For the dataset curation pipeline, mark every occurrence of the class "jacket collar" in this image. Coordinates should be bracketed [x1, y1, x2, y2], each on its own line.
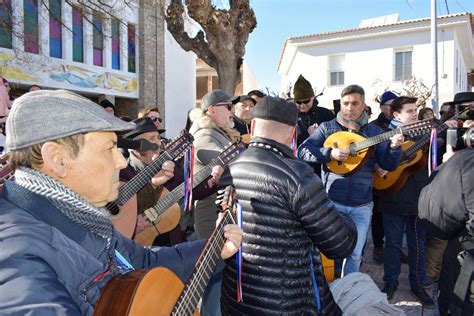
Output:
[249, 136, 294, 158]
[2, 180, 108, 258]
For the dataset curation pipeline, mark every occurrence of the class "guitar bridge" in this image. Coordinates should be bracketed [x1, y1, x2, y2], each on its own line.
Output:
[144, 209, 158, 222]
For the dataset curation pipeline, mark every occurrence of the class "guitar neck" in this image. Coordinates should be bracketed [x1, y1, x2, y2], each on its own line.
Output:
[404, 122, 449, 157]
[352, 129, 399, 152]
[117, 151, 172, 205]
[149, 158, 222, 220]
[171, 212, 234, 315]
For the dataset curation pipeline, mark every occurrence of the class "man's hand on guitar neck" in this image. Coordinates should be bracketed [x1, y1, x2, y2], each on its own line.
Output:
[220, 224, 243, 260]
[330, 148, 350, 162]
[151, 160, 175, 187]
[207, 165, 224, 187]
[389, 133, 404, 149]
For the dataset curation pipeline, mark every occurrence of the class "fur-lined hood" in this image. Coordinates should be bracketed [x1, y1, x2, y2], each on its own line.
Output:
[189, 108, 218, 133]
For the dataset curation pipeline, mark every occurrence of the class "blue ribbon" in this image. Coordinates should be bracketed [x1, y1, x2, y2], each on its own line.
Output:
[236, 202, 243, 302]
[309, 252, 321, 311]
[114, 249, 135, 274]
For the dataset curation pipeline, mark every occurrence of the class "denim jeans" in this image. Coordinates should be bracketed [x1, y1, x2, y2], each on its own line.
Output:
[334, 202, 373, 276]
[383, 213, 427, 289]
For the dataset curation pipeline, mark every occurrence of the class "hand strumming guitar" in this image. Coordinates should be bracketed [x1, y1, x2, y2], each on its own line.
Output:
[389, 133, 404, 149]
[330, 148, 350, 162]
[151, 160, 175, 187]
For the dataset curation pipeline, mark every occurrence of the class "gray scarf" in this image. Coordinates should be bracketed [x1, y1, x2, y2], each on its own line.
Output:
[14, 167, 113, 240]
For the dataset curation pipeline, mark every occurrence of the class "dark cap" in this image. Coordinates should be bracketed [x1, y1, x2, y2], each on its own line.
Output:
[380, 91, 398, 106]
[100, 99, 115, 111]
[235, 95, 256, 105]
[201, 89, 235, 112]
[452, 92, 474, 105]
[124, 117, 159, 139]
[253, 96, 298, 126]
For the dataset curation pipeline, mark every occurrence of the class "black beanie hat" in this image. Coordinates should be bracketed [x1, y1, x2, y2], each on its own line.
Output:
[293, 75, 315, 101]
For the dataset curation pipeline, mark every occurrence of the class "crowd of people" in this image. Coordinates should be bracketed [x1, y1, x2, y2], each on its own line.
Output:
[0, 75, 472, 315]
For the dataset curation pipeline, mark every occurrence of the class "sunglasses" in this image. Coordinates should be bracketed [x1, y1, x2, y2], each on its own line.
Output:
[212, 102, 234, 111]
[296, 99, 311, 105]
[150, 116, 163, 123]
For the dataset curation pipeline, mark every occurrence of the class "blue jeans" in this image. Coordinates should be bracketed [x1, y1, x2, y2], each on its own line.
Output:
[383, 213, 427, 289]
[334, 202, 373, 276]
[201, 260, 224, 316]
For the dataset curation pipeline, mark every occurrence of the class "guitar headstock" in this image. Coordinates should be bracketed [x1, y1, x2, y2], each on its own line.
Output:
[218, 142, 245, 164]
[216, 186, 237, 215]
[401, 119, 433, 137]
[164, 131, 194, 161]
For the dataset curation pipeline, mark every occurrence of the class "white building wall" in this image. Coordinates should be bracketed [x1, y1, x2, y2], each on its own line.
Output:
[242, 62, 261, 94]
[280, 24, 467, 117]
[164, 30, 196, 138]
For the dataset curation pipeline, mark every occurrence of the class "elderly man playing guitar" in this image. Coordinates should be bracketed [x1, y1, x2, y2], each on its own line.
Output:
[298, 84, 403, 277]
[0, 90, 242, 315]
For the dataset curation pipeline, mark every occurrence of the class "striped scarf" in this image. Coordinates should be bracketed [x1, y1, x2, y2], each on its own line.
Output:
[336, 111, 369, 132]
[14, 167, 113, 240]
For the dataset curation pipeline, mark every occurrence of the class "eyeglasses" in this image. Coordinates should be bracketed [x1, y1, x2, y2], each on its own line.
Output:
[150, 116, 163, 123]
[296, 99, 311, 105]
[212, 102, 234, 111]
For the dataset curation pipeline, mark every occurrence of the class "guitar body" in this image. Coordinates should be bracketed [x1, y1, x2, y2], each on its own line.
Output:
[111, 182, 138, 238]
[324, 131, 370, 175]
[134, 187, 181, 246]
[94, 267, 199, 316]
[321, 253, 335, 283]
[373, 141, 427, 192]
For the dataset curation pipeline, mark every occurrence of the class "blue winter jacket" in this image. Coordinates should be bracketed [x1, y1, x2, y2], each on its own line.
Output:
[0, 180, 205, 315]
[298, 119, 401, 206]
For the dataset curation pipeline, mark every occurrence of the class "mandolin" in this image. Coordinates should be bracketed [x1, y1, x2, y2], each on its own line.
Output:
[134, 142, 245, 246]
[110, 132, 193, 238]
[94, 186, 238, 316]
[324, 119, 432, 175]
[373, 120, 451, 192]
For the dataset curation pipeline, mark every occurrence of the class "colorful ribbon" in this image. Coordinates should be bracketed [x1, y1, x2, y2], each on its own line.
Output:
[428, 128, 438, 176]
[183, 146, 195, 211]
[236, 202, 243, 302]
[309, 252, 322, 311]
[291, 125, 298, 157]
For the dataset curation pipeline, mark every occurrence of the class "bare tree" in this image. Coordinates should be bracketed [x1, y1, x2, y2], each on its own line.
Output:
[165, 0, 256, 95]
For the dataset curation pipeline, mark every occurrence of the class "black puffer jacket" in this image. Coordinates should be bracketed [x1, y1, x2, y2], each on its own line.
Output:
[219, 137, 357, 315]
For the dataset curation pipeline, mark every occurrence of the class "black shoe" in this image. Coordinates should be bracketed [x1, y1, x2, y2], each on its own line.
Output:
[373, 246, 384, 264]
[410, 287, 435, 309]
[381, 283, 398, 301]
[400, 250, 408, 264]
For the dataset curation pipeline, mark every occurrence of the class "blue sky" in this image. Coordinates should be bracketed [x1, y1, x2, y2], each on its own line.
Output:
[244, 0, 473, 94]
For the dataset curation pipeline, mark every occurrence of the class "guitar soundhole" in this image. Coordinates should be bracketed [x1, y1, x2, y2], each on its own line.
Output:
[107, 202, 120, 215]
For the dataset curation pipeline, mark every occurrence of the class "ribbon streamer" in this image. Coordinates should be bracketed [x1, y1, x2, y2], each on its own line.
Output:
[428, 128, 438, 176]
[236, 202, 243, 302]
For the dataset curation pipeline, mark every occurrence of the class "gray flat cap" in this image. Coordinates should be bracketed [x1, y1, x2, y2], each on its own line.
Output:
[6, 90, 135, 150]
[253, 96, 298, 126]
[201, 89, 236, 112]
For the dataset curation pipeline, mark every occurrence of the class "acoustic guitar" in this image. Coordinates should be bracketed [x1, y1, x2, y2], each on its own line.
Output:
[110, 132, 193, 238]
[94, 186, 238, 316]
[373, 120, 451, 192]
[134, 142, 245, 246]
[324, 119, 432, 175]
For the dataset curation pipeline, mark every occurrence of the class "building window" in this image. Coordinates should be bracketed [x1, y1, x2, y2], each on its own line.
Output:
[328, 54, 345, 86]
[0, 0, 12, 49]
[24, 0, 39, 54]
[49, 0, 62, 58]
[93, 13, 103, 66]
[394, 50, 412, 81]
[111, 19, 120, 70]
[127, 23, 136, 73]
[72, 7, 83, 62]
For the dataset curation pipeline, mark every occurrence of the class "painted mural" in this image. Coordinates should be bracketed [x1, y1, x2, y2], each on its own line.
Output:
[0, 49, 139, 98]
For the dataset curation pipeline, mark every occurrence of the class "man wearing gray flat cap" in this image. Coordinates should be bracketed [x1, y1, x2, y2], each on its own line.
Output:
[0, 90, 242, 315]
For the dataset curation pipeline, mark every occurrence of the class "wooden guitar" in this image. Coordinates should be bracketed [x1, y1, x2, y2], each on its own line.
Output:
[94, 186, 238, 316]
[324, 119, 432, 175]
[110, 132, 193, 238]
[134, 142, 245, 246]
[373, 120, 451, 192]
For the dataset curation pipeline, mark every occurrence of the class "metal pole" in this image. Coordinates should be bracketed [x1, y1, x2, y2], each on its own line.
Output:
[431, 0, 440, 116]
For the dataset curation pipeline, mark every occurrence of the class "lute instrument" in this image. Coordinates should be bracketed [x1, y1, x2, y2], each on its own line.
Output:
[324, 119, 432, 175]
[110, 132, 193, 238]
[94, 186, 238, 315]
[134, 142, 244, 246]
